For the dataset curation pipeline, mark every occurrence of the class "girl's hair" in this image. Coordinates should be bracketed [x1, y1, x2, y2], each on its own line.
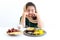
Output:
[25, 2, 37, 13]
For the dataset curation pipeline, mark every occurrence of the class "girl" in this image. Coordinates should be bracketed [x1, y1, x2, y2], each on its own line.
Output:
[20, 2, 42, 28]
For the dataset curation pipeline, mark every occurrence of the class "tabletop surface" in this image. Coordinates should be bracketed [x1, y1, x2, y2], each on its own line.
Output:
[0, 26, 47, 40]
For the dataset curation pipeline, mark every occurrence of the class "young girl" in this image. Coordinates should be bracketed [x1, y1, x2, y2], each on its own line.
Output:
[20, 2, 42, 28]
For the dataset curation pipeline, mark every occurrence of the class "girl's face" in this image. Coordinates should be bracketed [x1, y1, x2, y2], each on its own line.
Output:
[26, 6, 35, 16]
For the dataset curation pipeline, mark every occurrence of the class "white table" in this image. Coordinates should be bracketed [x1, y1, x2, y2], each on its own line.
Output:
[0, 26, 47, 40]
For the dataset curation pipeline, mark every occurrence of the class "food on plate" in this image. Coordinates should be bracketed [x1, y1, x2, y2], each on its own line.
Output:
[33, 29, 45, 35]
[7, 28, 21, 36]
[24, 27, 45, 36]
[32, 16, 37, 20]
[38, 29, 45, 35]
[7, 28, 20, 33]
[26, 27, 35, 30]
[33, 31, 40, 35]
[25, 27, 35, 35]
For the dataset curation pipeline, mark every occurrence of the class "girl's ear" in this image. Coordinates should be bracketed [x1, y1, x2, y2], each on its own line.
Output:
[35, 11, 37, 13]
[35, 9, 37, 13]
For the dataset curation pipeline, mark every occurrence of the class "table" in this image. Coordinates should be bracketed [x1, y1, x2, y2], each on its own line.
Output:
[0, 26, 47, 40]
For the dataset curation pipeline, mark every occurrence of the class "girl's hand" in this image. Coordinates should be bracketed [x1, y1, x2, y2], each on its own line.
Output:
[23, 12, 28, 17]
[31, 13, 37, 17]
[23, 5, 29, 17]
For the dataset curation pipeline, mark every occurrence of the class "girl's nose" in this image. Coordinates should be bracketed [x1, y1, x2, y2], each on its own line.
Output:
[29, 11, 32, 14]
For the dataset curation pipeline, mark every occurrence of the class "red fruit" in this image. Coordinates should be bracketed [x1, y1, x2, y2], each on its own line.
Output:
[7, 29, 11, 33]
[11, 28, 14, 30]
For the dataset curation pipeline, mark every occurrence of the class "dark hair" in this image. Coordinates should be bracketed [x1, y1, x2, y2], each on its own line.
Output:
[26, 2, 37, 13]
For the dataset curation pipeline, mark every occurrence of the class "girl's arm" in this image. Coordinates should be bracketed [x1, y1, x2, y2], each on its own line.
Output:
[20, 13, 26, 27]
[20, 12, 28, 27]
[37, 13, 43, 28]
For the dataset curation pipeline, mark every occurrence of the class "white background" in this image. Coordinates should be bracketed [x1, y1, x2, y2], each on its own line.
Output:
[0, 0, 60, 40]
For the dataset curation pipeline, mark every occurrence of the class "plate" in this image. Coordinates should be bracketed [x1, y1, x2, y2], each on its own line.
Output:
[6, 28, 21, 36]
[23, 29, 46, 37]
[7, 32, 21, 36]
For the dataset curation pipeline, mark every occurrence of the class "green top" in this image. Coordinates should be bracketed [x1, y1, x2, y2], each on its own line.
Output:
[20, 17, 38, 28]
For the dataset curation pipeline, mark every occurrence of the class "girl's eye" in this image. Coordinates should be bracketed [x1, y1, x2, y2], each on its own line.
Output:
[27, 10, 30, 12]
[32, 10, 35, 12]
